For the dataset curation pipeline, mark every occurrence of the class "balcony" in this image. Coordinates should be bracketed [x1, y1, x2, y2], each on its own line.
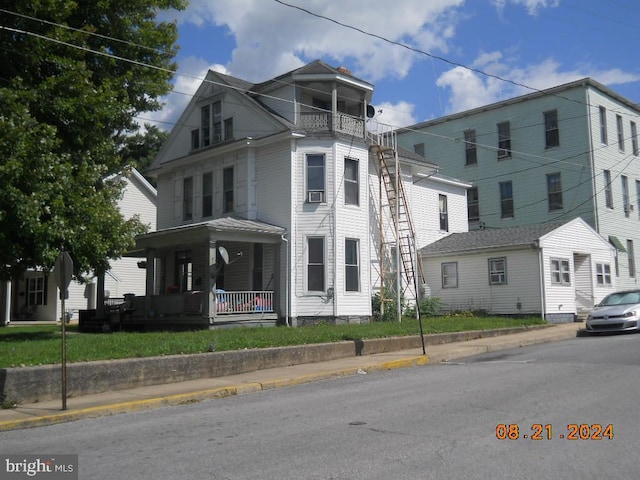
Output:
[299, 112, 365, 137]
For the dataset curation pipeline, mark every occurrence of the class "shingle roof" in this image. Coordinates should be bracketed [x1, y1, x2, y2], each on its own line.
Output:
[420, 223, 563, 256]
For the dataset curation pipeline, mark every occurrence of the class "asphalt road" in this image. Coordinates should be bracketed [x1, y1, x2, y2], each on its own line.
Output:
[1, 333, 638, 479]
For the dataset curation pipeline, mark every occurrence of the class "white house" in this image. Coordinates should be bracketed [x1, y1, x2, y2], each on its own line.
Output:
[1, 168, 157, 324]
[398, 78, 640, 292]
[420, 218, 616, 321]
[125, 60, 471, 328]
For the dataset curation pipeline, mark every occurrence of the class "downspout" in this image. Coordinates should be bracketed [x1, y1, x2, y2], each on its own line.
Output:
[281, 234, 290, 327]
[537, 241, 546, 320]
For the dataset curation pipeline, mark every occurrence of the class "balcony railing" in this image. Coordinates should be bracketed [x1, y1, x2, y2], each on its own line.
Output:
[299, 112, 364, 137]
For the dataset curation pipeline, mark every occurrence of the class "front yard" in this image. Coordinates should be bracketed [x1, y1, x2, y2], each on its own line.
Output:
[0, 316, 546, 368]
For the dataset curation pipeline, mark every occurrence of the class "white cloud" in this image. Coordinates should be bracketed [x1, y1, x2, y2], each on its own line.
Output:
[170, 0, 465, 83]
[491, 0, 560, 16]
[367, 101, 417, 132]
[436, 52, 640, 114]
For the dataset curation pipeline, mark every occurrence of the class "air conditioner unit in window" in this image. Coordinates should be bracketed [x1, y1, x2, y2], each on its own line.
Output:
[307, 191, 323, 203]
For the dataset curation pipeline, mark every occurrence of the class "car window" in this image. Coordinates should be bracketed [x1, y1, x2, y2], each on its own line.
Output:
[621, 292, 640, 304]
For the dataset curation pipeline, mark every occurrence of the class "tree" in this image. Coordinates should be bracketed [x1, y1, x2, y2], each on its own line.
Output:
[0, 0, 186, 281]
[117, 124, 170, 186]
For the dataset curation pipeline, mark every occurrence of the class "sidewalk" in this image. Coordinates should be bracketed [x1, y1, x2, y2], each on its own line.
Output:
[0, 322, 583, 432]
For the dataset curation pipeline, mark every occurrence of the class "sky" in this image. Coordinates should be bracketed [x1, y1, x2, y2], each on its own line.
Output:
[144, 0, 640, 133]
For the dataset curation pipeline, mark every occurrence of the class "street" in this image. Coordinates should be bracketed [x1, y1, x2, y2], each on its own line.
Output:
[1, 333, 639, 479]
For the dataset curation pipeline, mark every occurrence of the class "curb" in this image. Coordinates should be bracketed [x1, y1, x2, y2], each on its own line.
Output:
[0, 355, 429, 432]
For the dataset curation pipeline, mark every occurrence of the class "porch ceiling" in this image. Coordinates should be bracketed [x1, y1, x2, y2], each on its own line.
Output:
[127, 217, 286, 256]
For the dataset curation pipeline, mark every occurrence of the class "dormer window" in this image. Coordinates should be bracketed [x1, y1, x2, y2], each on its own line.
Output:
[195, 100, 232, 149]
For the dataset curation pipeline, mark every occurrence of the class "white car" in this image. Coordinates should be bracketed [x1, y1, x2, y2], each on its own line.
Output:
[586, 290, 640, 333]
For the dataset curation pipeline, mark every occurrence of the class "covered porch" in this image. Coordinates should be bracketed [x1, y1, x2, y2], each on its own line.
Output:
[102, 217, 287, 330]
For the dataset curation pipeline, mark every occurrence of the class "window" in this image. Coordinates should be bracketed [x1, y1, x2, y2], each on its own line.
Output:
[464, 129, 477, 165]
[27, 276, 47, 306]
[202, 172, 213, 218]
[252, 244, 263, 290]
[344, 157, 359, 206]
[599, 106, 608, 144]
[616, 114, 625, 151]
[223, 167, 233, 213]
[622, 175, 630, 217]
[544, 110, 559, 148]
[201, 105, 210, 147]
[308, 237, 325, 291]
[488, 257, 507, 285]
[441, 262, 458, 288]
[306, 154, 325, 203]
[345, 239, 360, 292]
[413, 143, 425, 157]
[628, 239, 635, 278]
[497, 121, 511, 158]
[212, 101, 222, 143]
[636, 180, 640, 220]
[547, 172, 563, 211]
[632, 121, 639, 156]
[604, 170, 613, 209]
[550, 258, 571, 285]
[467, 186, 479, 221]
[176, 250, 193, 293]
[224, 117, 234, 141]
[500, 181, 514, 219]
[439, 194, 449, 231]
[183, 176, 193, 220]
[596, 263, 612, 286]
[191, 129, 200, 150]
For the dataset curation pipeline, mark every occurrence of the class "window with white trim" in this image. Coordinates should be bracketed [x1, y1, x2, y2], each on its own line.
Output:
[464, 129, 477, 165]
[616, 114, 625, 151]
[344, 157, 359, 206]
[307, 237, 325, 291]
[622, 175, 630, 217]
[27, 276, 47, 306]
[183, 176, 193, 221]
[500, 181, 514, 219]
[488, 257, 507, 285]
[345, 238, 359, 292]
[547, 172, 563, 211]
[632, 121, 639, 156]
[441, 262, 458, 288]
[604, 170, 613, 209]
[596, 263, 612, 286]
[223, 167, 233, 213]
[497, 121, 511, 159]
[467, 187, 479, 221]
[544, 110, 559, 148]
[439, 194, 449, 232]
[306, 154, 325, 203]
[202, 172, 213, 218]
[599, 106, 608, 144]
[627, 239, 635, 278]
[550, 258, 571, 285]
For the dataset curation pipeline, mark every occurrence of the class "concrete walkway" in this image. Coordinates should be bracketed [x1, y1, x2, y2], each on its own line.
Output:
[0, 322, 583, 432]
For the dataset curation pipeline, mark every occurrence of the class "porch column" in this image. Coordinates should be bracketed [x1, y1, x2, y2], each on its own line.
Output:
[206, 239, 216, 324]
[144, 248, 156, 320]
[331, 81, 338, 132]
[2, 280, 11, 325]
[96, 272, 106, 319]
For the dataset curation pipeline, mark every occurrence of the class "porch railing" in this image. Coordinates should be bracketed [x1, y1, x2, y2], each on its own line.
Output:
[299, 112, 364, 137]
[215, 290, 275, 315]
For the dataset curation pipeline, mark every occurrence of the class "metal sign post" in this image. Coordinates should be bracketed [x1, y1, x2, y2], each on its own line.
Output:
[54, 251, 73, 410]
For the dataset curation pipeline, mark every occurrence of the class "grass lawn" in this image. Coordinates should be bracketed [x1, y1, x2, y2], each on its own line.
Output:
[0, 316, 546, 369]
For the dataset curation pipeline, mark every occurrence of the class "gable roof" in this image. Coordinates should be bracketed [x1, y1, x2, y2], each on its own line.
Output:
[420, 222, 563, 256]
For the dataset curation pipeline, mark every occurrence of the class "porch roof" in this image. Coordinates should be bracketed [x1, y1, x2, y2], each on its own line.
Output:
[128, 217, 286, 255]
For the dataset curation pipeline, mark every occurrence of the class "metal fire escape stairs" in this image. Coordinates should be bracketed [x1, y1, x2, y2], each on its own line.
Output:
[369, 130, 425, 316]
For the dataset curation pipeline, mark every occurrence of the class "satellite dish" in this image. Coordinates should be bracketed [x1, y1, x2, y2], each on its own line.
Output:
[218, 246, 230, 264]
[366, 104, 376, 118]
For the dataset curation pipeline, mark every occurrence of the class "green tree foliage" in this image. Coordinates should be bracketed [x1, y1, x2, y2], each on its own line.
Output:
[117, 124, 169, 186]
[0, 0, 185, 280]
